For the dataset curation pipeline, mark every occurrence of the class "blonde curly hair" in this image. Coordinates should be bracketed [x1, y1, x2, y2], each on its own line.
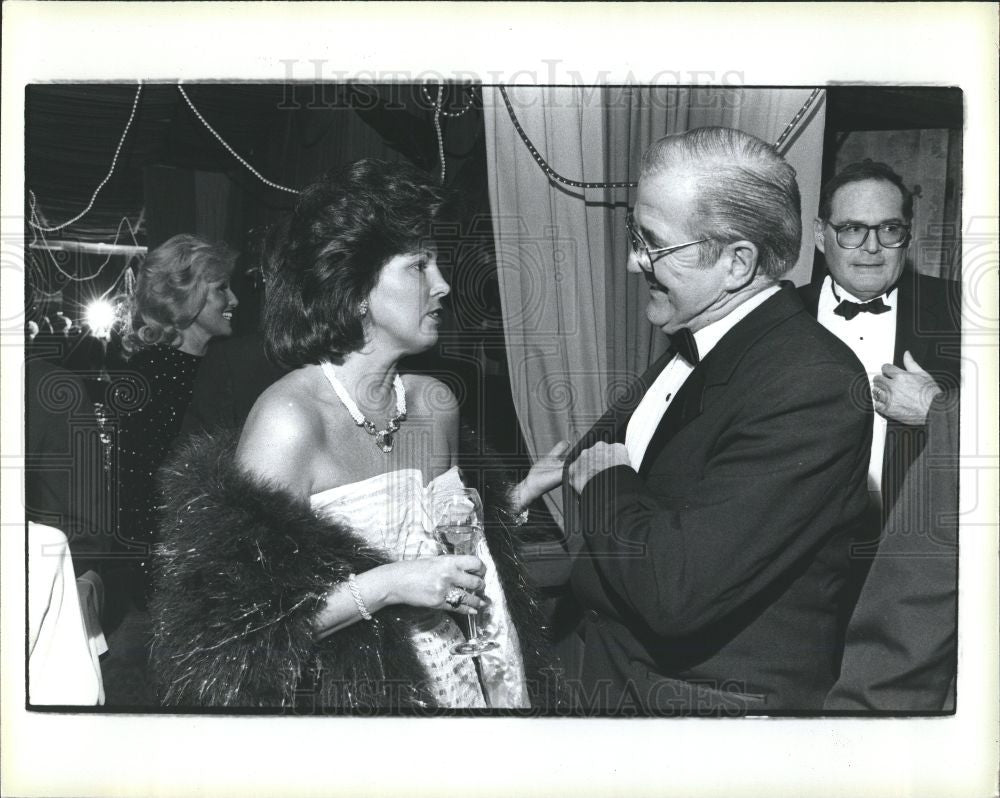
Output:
[122, 234, 237, 354]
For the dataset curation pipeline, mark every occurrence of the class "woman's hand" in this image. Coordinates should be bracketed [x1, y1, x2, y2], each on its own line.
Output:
[314, 556, 488, 640]
[510, 440, 571, 511]
[567, 441, 630, 494]
[379, 555, 488, 614]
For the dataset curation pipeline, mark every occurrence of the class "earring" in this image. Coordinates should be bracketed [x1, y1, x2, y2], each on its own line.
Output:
[359, 300, 369, 317]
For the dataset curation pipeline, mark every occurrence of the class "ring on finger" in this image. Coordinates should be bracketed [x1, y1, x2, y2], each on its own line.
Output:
[444, 587, 465, 608]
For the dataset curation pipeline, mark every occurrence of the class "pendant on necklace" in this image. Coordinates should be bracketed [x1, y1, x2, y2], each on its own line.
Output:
[319, 362, 408, 455]
[374, 416, 403, 453]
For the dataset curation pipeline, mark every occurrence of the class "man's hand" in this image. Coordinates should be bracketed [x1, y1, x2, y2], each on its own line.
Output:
[567, 441, 632, 494]
[872, 350, 943, 425]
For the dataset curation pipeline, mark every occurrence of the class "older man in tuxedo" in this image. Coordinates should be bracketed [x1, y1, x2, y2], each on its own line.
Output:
[563, 127, 873, 714]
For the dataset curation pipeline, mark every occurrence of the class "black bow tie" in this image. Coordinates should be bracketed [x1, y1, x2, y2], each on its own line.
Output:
[669, 327, 700, 365]
[833, 297, 891, 321]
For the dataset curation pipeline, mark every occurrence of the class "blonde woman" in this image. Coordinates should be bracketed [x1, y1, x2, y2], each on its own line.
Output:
[111, 235, 239, 609]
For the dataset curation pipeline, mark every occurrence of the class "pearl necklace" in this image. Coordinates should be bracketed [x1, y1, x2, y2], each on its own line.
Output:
[320, 362, 407, 454]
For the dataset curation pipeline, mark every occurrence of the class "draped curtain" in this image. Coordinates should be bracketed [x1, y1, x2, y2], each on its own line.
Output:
[483, 87, 826, 530]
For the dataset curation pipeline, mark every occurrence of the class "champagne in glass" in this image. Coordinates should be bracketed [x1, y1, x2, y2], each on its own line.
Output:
[432, 489, 498, 656]
[436, 524, 478, 555]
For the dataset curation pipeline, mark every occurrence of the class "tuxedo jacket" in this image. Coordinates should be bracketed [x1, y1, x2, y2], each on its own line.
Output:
[799, 270, 961, 521]
[180, 332, 287, 436]
[562, 284, 873, 713]
[825, 392, 958, 711]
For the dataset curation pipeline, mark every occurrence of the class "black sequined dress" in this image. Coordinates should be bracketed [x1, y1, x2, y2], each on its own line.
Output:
[111, 346, 202, 607]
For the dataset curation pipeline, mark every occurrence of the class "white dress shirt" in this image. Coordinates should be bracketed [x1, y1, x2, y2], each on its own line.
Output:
[815, 274, 897, 503]
[625, 285, 781, 470]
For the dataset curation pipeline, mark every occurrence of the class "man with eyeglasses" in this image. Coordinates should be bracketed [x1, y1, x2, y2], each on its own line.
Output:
[805, 160, 960, 523]
[560, 127, 873, 714]
[803, 160, 961, 709]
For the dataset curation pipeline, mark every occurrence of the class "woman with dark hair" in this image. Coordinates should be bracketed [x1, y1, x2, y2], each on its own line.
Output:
[151, 160, 565, 710]
[111, 235, 239, 610]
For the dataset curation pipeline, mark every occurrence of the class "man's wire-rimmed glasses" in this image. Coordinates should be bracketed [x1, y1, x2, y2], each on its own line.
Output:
[826, 221, 910, 250]
[625, 211, 710, 272]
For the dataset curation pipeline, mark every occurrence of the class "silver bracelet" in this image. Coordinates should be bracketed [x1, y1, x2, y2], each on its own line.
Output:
[347, 573, 372, 621]
[498, 506, 530, 527]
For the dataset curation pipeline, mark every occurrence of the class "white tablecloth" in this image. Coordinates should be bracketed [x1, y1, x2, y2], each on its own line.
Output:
[28, 522, 106, 705]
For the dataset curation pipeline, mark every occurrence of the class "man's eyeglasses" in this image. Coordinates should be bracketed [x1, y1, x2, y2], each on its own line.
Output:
[826, 221, 910, 250]
[625, 211, 710, 272]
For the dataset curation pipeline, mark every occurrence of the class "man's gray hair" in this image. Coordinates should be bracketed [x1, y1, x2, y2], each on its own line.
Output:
[640, 127, 802, 278]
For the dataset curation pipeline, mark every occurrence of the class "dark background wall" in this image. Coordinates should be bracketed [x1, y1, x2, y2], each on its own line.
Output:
[816, 87, 963, 282]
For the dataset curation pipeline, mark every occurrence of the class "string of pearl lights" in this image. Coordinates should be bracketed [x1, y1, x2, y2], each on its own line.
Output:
[432, 86, 446, 184]
[26, 80, 147, 296]
[772, 88, 823, 154]
[29, 190, 143, 286]
[28, 82, 145, 232]
[26, 84, 823, 288]
[420, 85, 476, 118]
[423, 84, 478, 184]
[498, 86, 637, 190]
[498, 86, 824, 190]
[176, 83, 299, 195]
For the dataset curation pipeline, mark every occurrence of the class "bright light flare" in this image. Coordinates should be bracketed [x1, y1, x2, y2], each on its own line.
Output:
[85, 299, 116, 339]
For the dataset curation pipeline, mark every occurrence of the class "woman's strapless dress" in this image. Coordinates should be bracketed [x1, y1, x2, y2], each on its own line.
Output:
[310, 467, 529, 709]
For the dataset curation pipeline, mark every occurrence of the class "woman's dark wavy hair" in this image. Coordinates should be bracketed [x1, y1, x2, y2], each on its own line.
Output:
[265, 159, 448, 369]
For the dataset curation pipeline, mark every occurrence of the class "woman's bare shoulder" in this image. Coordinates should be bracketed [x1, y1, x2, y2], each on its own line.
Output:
[403, 373, 459, 416]
[246, 370, 322, 431]
[402, 374, 459, 465]
[238, 369, 327, 481]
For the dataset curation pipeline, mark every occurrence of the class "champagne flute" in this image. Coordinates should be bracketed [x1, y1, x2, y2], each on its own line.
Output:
[431, 488, 499, 656]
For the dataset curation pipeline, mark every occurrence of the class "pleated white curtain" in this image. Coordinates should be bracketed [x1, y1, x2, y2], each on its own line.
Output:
[483, 87, 826, 530]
